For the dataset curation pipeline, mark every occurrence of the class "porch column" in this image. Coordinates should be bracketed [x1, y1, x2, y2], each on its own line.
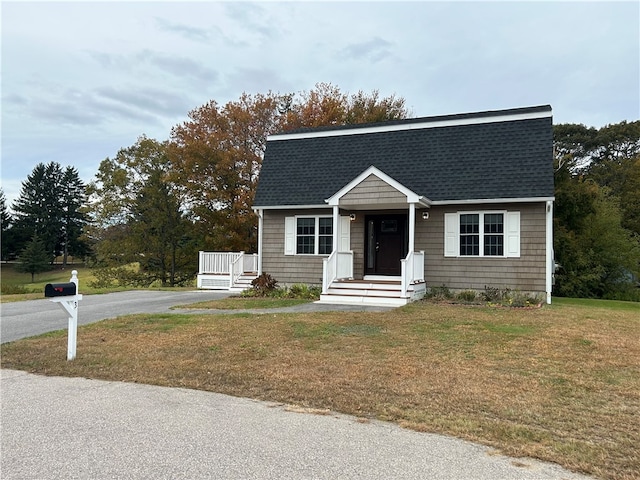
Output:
[546, 200, 553, 304]
[408, 203, 416, 252]
[257, 209, 263, 275]
[332, 205, 339, 253]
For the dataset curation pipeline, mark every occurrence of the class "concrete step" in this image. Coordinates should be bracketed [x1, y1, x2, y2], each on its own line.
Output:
[318, 294, 409, 307]
[325, 287, 403, 298]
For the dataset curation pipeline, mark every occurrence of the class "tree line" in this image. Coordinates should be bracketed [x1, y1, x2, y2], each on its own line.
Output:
[2, 83, 639, 299]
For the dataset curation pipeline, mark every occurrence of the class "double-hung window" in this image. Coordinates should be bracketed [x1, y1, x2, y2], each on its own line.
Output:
[445, 211, 519, 258]
[483, 213, 504, 256]
[286, 216, 333, 255]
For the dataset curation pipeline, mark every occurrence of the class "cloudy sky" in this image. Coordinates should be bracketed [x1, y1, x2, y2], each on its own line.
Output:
[2, 1, 639, 207]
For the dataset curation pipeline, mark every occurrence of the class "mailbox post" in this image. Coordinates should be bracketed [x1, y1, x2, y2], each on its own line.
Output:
[45, 270, 83, 360]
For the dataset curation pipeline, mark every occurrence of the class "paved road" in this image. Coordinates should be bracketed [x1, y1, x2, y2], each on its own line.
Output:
[1, 369, 592, 480]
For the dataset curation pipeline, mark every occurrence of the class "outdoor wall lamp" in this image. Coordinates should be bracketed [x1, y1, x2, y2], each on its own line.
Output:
[349, 213, 356, 221]
[422, 211, 430, 220]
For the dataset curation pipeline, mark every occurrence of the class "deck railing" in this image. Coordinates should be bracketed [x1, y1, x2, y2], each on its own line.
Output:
[400, 250, 425, 298]
[199, 251, 257, 275]
[322, 251, 354, 294]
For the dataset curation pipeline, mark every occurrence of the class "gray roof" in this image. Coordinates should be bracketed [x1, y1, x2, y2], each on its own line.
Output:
[254, 105, 554, 207]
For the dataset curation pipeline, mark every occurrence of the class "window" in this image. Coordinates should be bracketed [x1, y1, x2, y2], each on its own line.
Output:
[459, 214, 480, 256]
[445, 211, 519, 258]
[296, 218, 315, 254]
[318, 218, 333, 254]
[483, 213, 504, 256]
[286, 216, 333, 255]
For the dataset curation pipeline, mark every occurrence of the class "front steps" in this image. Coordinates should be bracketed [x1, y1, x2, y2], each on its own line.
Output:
[230, 273, 258, 292]
[319, 279, 426, 307]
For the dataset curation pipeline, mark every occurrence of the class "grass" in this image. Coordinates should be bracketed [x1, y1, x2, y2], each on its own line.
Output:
[2, 299, 639, 479]
[0, 264, 101, 301]
[0, 263, 195, 302]
[176, 296, 314, 310]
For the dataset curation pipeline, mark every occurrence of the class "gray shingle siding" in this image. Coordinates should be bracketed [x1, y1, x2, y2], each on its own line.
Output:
[254, 106, 553, 207]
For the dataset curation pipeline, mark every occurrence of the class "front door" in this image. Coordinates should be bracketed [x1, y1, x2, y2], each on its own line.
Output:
[365, 215, 407, 276]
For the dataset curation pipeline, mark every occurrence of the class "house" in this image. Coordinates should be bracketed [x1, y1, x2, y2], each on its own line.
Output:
[204, 105, 555, 306]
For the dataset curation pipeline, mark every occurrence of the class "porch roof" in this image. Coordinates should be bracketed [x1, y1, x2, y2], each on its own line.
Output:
[253, 105, 554, 208]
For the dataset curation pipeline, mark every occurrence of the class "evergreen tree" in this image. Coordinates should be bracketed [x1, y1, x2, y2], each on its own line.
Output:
[11, 162, 88, 265]
[131, 169, 190, 286]
[60, 166, 90, 265]
[0, 188, 13, 260]
[12, 162, 64, 262]
[16, 234, 51, 282]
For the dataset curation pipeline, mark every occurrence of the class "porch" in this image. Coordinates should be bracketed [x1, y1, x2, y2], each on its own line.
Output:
[196, 251, 258, 292]
[319, 250, 426, 306]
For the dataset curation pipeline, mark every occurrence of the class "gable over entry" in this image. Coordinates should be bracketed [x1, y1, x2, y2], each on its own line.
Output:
[325, 165, 431, 256]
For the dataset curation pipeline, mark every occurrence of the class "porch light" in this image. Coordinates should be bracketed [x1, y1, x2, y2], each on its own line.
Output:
[349, 213, 356, 221]
[422, 211, 429, 220]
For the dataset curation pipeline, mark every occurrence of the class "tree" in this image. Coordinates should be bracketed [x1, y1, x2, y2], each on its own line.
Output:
[169, 92, 284, 252]
[60, 167, 90, 266]
[553, 122, 640, 300]
[1, 188, 13, 260]
[88, 136, 196, 284]
[11, 162, 88, 265]
[280, 82, 409, 129]
[169, 84, 410, 252]
[585, 121, 640, 237]
[11, 162, 65, 262]
[131, 169, 192, 286]
[16, 234, 51, 282]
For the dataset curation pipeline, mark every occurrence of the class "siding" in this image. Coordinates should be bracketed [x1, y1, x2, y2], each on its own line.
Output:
[262, 203, 548, 293]
[261, 209, 332, 285]
[341, 175, 406, 205]
[418, 203, 547, 293]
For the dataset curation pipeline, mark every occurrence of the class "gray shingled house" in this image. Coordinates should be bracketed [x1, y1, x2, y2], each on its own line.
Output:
[232, 105, 555, 306]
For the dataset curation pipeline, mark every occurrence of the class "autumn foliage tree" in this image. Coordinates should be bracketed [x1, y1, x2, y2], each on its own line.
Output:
[169, 92, 283, 252]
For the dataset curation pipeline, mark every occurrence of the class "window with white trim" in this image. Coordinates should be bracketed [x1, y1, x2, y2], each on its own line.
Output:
[445, 211, 520, 258]
[285, 216, 333, 255]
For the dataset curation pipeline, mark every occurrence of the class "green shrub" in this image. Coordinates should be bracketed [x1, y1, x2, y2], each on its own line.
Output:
[287, 284, 321, 299]
[456, 290, 477, 302]
[481, 286, 511, 302]
[0, 283, 30, 295]
[426, 284, 453, 300]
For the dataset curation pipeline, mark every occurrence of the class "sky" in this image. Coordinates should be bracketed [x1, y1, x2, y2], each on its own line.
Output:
[2, 1, 639, 208]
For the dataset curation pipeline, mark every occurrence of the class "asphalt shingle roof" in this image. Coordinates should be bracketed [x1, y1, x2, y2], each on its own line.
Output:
[254, 105, 554, 207]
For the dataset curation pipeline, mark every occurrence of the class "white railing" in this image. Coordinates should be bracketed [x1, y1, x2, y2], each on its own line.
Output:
[322, 251, 354, 294]
[400, 250, 425, 298]
[199, 251, 259, 289]
[199, 251, 242, 274]
[243, 253, 258, 273]
[230, 254, 244, 289]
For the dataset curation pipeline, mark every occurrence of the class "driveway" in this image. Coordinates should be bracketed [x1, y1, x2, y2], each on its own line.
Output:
[0, 369, 592, 480]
